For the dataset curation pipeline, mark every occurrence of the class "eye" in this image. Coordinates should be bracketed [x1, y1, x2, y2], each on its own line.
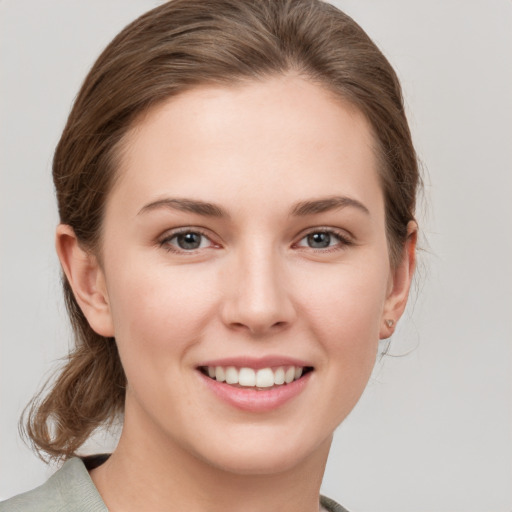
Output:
[160, 230, 215, 252]
[303, 232, 335, 249]
[295, 229, 351, 250]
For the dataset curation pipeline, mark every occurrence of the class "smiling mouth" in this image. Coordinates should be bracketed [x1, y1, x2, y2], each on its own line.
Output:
[198, 365, 313, 389]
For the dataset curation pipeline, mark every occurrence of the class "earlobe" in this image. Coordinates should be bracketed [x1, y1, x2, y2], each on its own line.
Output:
[55, 224, 115, 337]
[380, 221, 417, 339]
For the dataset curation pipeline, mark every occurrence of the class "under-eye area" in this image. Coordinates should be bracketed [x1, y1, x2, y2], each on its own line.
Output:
[198, 365, 314, 389]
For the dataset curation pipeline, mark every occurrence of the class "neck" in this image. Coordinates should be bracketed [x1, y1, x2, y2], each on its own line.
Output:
[90, 408, 331, 512]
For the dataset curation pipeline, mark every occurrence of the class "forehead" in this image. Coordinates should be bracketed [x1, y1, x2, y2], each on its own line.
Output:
[110, 75, 383, 218]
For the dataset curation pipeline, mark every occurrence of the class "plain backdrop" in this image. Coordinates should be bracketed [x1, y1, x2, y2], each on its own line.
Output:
[1, 1, 511, 511]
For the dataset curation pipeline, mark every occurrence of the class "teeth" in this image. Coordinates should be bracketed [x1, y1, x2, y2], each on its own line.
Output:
[284, 366, 295, 384]
[225, 366, 238, 385]
[238, 368, 256, 386]
[274, 367, 285, 385]
[215, 366, 226, 382]
[256, 368, 274, 388]
[204, 365, 307, 388]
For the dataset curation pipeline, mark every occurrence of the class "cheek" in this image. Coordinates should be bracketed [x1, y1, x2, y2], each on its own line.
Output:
[298, 260, 388, 336]
[105, 260, 219, 362]
[296, 260, 388, 382]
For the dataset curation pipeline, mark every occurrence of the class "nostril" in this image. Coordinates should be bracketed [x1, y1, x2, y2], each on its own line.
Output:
[227, 320, 289, 335]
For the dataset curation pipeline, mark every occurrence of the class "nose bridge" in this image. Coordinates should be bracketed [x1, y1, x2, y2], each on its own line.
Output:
[222, 238, 294, 334]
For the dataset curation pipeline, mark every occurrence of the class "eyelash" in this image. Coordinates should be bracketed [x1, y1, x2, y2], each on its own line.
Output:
[158, 227, 353, 254]
[158, 227, 217, 254]
[294, 228, 354, 253]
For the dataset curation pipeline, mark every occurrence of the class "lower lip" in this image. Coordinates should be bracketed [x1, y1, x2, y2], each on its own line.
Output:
[198, 371, 312, 412]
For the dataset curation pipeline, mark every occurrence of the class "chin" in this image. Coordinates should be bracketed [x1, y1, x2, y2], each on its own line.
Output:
[187, 425, 333, 476]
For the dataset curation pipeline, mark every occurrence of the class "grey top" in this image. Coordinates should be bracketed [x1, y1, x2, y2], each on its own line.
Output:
[0, 457, 349, 512]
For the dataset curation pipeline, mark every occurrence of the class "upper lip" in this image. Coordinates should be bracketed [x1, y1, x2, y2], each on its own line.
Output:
[197, 356, 313, 370]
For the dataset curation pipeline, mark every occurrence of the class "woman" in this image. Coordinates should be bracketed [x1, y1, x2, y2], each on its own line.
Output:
[1, 1, 419, 510]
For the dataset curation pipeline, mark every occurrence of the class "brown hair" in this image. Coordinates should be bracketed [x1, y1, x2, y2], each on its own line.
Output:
[24, 0, 420, 461]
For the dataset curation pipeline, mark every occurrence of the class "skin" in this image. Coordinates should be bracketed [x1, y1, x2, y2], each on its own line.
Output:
[57, 75, 416, 512]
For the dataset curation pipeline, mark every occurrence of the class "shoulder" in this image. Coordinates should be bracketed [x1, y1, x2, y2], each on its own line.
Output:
[1, 460, 347, 512]
[0, 457, 108, 512]
[320, 494, 352, 512]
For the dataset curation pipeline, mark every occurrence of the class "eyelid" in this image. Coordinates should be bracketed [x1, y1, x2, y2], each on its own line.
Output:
[157, 226, 221, 253]
[156, 225, 354, 253]
[292, 226, 355, 250]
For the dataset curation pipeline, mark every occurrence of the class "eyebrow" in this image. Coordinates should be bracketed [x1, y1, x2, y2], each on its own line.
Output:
[138, 195, 370, 219]
[291, 196, 370, 216]
[138, 198, 228, 218]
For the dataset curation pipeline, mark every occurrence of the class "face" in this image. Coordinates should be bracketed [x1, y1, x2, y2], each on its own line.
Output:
[83, 76, 410, 474]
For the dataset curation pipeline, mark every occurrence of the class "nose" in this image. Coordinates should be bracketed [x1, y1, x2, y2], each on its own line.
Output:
[220, 244, 296, 336]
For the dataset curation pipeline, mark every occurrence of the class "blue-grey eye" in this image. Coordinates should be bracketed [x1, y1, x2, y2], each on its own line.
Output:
[296, 230, 347, 250]
[173, 232, 205, 250]
[306, 232, 332, 248]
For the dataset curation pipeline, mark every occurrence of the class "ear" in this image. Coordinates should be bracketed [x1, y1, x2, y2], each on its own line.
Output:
[380, 221, 417, 339]
[55, 224, 115, 337]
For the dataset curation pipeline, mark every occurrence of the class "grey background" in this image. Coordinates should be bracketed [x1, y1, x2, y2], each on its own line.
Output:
[1, 1, 511, 510]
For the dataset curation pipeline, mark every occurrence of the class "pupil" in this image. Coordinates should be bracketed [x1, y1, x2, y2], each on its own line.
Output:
[308, 232, 330, 248]
[177, 232, 201, 250]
